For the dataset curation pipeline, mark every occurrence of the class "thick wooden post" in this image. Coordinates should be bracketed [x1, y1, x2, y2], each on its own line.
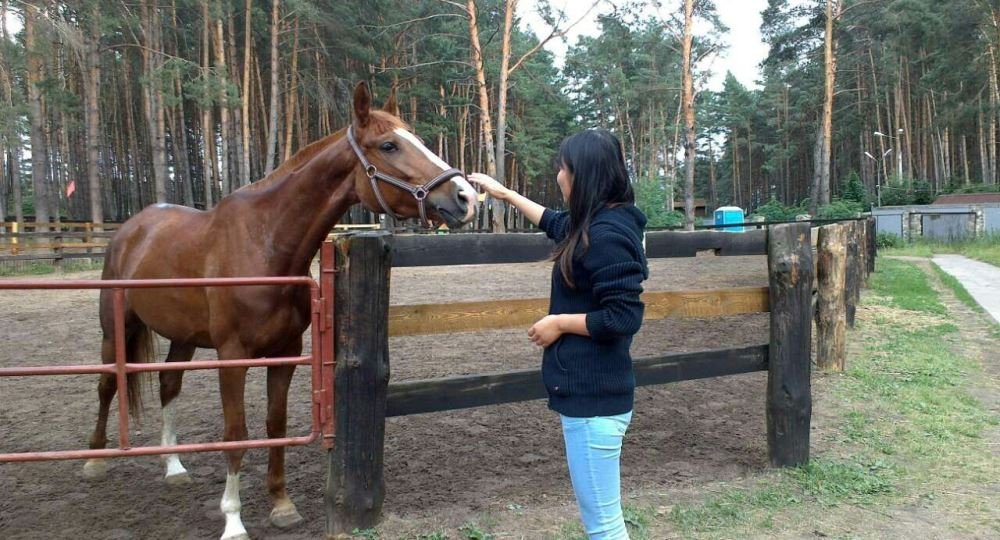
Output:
[816, 224, 847, 371]
[844, 221, 860, 328]
[326, 232, 392, 538]
[767, 223, 813, 467]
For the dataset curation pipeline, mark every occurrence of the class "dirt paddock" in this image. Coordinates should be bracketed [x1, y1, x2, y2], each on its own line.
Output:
[0, 254, 770, 539]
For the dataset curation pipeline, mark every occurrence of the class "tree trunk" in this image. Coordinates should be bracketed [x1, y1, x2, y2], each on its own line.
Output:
[812, 0, 840, 214]
[283, 18, 301, 163]
[214, 17, 231, 195]
[142, 0, 169, 204]
[681, 0, 696, 230]
[201, 1, 215, 208]
[226, 14, 245, 192]
[264, 0, 280, 176]
[493, 0, 516, 233]
[241, 0, 253, 186]
[466, 0, 500, 231]
[83, 15, 104, 225]
[25, 6, 51, 228]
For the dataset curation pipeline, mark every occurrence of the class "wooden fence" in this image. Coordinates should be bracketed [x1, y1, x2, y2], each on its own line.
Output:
[324, 222, 875, 535]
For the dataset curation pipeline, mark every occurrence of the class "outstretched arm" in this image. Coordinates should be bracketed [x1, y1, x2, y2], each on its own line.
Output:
[468, 173, 546, 226]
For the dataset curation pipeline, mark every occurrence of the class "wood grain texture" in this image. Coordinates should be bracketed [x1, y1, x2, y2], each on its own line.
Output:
[388, 287, 770, 336]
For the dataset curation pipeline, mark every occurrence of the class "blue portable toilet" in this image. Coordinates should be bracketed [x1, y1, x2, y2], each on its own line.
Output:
[714, 206, 745, 232]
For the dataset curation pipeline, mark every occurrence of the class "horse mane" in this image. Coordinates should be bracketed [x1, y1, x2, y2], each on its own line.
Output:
[236, 112, 410, 194]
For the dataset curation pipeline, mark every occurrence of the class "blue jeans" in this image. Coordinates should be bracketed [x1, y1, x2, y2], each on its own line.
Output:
[560, 411, 633, 540]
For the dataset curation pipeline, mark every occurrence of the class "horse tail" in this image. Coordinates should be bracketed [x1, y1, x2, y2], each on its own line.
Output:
[125, 322, 157, 420]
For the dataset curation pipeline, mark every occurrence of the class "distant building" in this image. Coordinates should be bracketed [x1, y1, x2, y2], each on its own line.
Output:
[932, 193, 1000, 205]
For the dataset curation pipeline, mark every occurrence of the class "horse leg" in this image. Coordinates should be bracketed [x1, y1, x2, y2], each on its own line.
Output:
[265, 341, 302, 528]
[217, 345, 251, 540]
[160, 341, 196, 485]
[83, 337, 117, 479]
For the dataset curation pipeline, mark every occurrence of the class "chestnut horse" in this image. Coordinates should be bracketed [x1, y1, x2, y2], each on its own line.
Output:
[83, 82, 476, 540]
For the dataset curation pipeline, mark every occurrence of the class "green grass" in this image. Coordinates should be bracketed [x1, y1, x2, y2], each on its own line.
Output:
[666, 258, 999, 538]
[866, 258, 947, 314]
[0, 259, 103, 277]
[883, 235, 1000, 267]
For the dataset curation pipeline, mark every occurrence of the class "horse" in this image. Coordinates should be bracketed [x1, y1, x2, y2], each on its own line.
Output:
[82, 81, 477, 540]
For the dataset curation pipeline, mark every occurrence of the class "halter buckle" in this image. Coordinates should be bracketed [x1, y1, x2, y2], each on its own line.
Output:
[413, 187, 428, 201]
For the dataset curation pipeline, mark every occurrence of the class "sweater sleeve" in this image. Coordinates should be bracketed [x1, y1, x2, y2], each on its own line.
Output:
[583, 225, 648, 342]
[538, 208, 570, 242]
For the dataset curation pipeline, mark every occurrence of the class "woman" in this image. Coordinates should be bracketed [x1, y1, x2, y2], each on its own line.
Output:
[469, 129, 648, 540]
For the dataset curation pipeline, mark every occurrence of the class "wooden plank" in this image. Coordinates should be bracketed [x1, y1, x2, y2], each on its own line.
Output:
[0, 231, 115, 239]
[0, 242, 108, 252]
[767, 223, 813, 467]
[645, 229, 768, 258]
[390, 232, 553, 267]
[389, 229, 768, 267]
[386, 345, 769, 417]
[0, 252, 105, 262]
[387, 287, 770, 336]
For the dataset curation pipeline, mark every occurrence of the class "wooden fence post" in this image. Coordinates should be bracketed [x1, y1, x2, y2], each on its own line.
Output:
[326, 232, 392, 538]
[844, 221, 860, 328]
[53, 234, 63, 270]
[816, 224, 847, 371]
[867, 217, 876, 276]
[767, 223, 814, 467]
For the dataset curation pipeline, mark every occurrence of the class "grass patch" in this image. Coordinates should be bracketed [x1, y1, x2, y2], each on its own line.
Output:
[867, 258, 947, 315]
[667, 258, 999, 538]
[882, 235, 1000, 267]
[0, 259, 103, 277]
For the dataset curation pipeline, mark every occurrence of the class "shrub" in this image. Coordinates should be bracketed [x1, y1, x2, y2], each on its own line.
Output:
[876, 232, 903, 249]
[816, 198, 864, 219]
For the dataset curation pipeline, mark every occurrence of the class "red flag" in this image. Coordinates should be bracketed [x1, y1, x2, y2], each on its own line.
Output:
[65, 180, 76, 198]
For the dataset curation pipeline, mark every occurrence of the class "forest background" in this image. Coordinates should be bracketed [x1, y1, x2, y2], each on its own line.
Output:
[2, 0, 999, 231]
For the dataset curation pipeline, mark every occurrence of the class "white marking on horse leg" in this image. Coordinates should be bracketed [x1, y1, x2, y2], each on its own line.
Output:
[161, 401, 191, 484]
[220, 473, 249, 540]
[82, 458, 108, 479]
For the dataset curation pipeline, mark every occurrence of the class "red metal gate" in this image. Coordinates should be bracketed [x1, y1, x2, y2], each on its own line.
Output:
[0, 243, 336, 462]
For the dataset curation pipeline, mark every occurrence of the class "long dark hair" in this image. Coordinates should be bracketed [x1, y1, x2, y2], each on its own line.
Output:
[553, 129, 634, 288]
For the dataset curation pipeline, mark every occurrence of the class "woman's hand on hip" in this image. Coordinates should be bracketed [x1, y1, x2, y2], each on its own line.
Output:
[529, 315, 564, 348]
[468, 173, 511, 201]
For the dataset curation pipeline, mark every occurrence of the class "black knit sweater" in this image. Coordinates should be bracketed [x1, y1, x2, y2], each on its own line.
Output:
[538, 205, 649, 417]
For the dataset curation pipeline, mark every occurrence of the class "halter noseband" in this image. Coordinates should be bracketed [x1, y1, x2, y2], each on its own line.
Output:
[347, 125, 466, 228]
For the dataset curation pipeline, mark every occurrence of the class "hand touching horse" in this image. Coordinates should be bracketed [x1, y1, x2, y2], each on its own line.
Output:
[83, 82, 477, 540]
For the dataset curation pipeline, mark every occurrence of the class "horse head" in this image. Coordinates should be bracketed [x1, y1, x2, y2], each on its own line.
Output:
[348, 81, 477, 229]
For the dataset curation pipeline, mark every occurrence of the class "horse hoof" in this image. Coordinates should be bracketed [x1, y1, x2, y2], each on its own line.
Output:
[82, 459, 108, 479]
[269, 505, 303, 529]
[164, 471, 192, 486]
[221, 534, 250, 540]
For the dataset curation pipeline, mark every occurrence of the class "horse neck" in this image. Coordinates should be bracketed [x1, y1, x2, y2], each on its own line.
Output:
[246, 131, 359, 275]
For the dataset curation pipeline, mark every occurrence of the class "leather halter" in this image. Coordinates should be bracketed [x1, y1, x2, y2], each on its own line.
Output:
[347, 125, 465, 228]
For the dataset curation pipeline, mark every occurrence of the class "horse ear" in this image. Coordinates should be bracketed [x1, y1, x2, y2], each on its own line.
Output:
[382, 86, 399, 117]
[353, 81, 372, 128]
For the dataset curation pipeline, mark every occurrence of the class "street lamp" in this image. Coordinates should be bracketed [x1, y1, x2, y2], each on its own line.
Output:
[864, 148, 892, 207]
[874, 128, 904, 181]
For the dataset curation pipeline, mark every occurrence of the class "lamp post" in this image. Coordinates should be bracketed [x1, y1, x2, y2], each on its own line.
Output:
[864, 148, 891, 208]
[874, 128, 904, 181]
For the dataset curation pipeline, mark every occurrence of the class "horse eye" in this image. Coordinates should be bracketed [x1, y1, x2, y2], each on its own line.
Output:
[380, 141, 398, 153]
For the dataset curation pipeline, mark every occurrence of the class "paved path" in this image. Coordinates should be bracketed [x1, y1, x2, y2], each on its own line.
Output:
[933, 255, 1000, 324]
